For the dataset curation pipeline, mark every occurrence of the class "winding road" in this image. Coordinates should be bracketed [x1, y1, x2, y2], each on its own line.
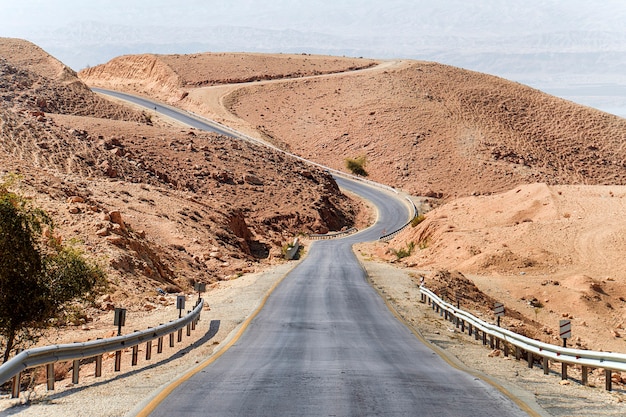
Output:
[94, 89, 531, 416]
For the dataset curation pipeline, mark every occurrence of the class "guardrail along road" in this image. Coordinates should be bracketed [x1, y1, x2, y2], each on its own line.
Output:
[93, 90, 533, 417]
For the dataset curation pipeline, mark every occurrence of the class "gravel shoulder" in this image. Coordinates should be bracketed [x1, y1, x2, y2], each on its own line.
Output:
[359, 255, 626, 417]
[2, 250, 626, 417]
[0, 262, 298, 417]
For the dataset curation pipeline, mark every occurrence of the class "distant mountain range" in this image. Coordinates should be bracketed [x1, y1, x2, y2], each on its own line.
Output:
[20, 6, 626, 117]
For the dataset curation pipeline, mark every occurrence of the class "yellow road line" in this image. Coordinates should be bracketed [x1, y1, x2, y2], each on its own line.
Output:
[134, 267, 294, 417]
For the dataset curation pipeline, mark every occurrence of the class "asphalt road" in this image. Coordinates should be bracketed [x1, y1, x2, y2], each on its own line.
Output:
[94, 89, 529, 416]
[92, 88, 235, 137]
[146, 180, 528, 417]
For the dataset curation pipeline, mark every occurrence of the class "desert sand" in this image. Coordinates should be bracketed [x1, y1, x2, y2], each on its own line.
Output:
[1, 38, 626, 415]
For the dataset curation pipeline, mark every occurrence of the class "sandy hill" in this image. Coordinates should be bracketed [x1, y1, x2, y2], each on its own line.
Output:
[80, 52, 378, 103]
[79, 52, 626, 354]
[370, 182, 626, 352]
[224, 60, 626, 198]
[0, 39, 362, 318]
[82, 56, 626, 199]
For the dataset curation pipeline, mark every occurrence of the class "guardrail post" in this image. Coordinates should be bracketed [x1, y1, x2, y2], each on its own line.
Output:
[482, 331, 487, 345]
[605, 369, 612, 391]
[132, 345, 139, 366]
[178, 328, 183, 342]
[561, 362, 567, 380]
[503, 343, 509, 357]
[489, 335, 495, 349]
[11, 372, 21, 398]
[515, 346, 521, 360]
[95, 355, 102, 377]
[187, 322, 191, 336]
[527, 351, 533, 368]
[468, 323, 472, 336]
[543, 357, 549, 375]
[158, 335, 164, 353]
[115, 350, 122, 372]
[46, 363, 55, 390]
[72, 359, 80, 384]
[474, 328, 480, 341]
[146, 341, 152, 360]
[582, 366, 588, 385]
[191, 319, 196, 331]
[169, 332, 175, 347]
[495, 337, 500, 350]
[460, 320, 465, 332]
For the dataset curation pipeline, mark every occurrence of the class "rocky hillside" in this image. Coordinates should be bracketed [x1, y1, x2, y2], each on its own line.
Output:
[225, 60, 626, 198]
[81, 54, 626, 199]
[0, 39, 362, 313]
[79, 52, 378, 103]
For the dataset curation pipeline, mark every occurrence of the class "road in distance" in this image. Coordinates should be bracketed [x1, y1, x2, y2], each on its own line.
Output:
[95, 89, 531, 416]
[145, 182, 529, 416]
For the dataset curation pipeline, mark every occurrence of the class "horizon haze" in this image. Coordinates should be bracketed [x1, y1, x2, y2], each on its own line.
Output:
[1, 0, 625, 116]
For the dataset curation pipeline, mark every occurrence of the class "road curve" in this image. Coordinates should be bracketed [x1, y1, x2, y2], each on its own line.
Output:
[94, 89, 530, 416]
[92, 88, 236, 137]
[143, 180, 530, 417]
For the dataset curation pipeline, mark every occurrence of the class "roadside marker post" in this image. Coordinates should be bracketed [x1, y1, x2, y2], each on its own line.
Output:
[194, 282, 206, 305]
[559, 319, 572, 380]
[559, 319, 572, 346]
[114, 308, 127, 336]
[494, 302, 505, 327]
[177, 295, 186, 319]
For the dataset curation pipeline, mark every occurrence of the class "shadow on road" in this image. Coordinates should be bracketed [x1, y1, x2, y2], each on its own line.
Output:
[2, 320, 221, 415]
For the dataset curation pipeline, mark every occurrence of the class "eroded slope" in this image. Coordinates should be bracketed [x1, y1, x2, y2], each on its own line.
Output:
[1, 39, 362, 317]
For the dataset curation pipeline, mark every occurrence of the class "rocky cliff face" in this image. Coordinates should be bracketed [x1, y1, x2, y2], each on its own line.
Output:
[0, 39, 363, 310]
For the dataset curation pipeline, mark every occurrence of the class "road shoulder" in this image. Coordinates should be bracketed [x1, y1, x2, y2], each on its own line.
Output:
[357, 253, 626, 417]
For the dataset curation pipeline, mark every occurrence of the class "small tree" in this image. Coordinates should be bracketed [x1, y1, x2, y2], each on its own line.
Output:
[0, 177, 105, 363]
[345, 155, 368, 177]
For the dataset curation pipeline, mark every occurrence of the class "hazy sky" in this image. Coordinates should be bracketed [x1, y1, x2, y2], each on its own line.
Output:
[3, 0, 626, 39]
[2, 1, 626, 115]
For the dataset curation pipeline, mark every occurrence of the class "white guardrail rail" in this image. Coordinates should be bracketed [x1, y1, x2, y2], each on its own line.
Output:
[0, 299, 204, 398]
[420, 287, 626, 390]
[379, 196, 418, 242]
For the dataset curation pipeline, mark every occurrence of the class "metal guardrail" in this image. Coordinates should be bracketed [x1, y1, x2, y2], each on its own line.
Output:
[309, 227, 358, 240]
[0, 299, 204, 397]
[379, 196, 419, 241]
[420, 287, 626, 390]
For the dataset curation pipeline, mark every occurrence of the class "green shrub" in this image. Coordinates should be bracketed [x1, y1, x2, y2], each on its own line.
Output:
[345, 155, 368, 177]
[0, 177, 106, 362]
[392, 241, 415, 259]
[410, 214, 425, 227]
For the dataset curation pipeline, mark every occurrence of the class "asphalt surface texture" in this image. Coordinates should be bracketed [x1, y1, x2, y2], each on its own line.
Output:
[94, 90, 530, 416]
[145, 181, 529, 417]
